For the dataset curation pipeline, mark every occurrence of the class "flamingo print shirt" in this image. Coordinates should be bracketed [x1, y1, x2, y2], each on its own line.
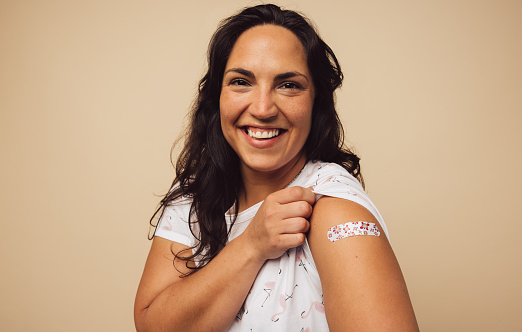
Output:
[155, 160, 389, 331]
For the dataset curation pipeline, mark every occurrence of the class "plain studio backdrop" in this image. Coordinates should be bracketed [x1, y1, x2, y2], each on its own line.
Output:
[1, 0, 520, 331]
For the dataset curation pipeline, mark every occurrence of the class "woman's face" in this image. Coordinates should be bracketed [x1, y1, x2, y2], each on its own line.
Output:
[220, 24, 315, 175]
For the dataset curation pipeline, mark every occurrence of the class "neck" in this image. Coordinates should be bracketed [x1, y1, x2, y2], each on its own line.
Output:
[238, 153, 307, 212]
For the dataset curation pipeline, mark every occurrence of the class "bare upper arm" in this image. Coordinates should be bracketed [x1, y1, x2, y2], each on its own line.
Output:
[308, 197, 418, 332]
[134, 237, 196, 318]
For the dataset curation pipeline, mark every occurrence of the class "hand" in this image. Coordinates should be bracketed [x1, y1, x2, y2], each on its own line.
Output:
[243, 186, 316, 262]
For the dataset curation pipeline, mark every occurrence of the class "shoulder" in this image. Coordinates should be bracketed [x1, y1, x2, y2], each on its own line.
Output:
[307, 196, 418, 330]
[298, 160, 363, 194]
[307, 196, 392, 285]
[307, 191, 389, 279]
[302, 160, 389, 239]
[309, 196, 385, 249]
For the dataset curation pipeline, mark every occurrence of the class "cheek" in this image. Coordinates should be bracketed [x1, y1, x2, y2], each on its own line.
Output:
[219, 96, 238, 146]
[219, 92, 240, 123]
[303, 114, 312, 139]
[299, 105, 313, 142]
[219, 111, 232, 143]
[218, 93, 225, 120]
[292, 100, 313, 131]
[219, 96, 231, 127]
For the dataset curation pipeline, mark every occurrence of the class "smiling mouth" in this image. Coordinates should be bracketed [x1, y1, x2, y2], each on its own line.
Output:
[243, 127, 284, 139]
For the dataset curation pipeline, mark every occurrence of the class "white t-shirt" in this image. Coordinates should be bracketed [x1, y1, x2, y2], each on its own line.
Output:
[155, 160, 389, 331]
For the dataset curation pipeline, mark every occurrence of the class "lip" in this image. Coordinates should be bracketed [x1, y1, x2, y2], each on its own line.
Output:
[240, 126, 286, 148]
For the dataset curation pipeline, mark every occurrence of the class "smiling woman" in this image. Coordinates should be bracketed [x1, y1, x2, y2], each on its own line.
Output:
[135, 4, 419, 332]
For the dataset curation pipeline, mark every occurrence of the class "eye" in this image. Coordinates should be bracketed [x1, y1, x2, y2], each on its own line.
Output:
[230, 78, 250, 86]
[280, 82, 302, 90]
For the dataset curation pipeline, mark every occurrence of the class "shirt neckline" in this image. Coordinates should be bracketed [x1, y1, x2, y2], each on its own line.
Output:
[225, 161, 316, 224]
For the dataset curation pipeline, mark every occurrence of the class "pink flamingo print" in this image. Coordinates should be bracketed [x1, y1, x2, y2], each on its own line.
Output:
[295, 246, 304, 262]
[301, 301, 325, 318]
[295, 247, 309, 272]
[304, 163, 322, 178]
[160, 215, 173, 231]
[271, 284, 298, 322]
[271, 294, 287, 322]
[261, 281, 275, 307]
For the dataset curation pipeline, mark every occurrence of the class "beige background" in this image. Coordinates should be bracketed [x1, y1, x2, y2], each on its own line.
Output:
[1, 0, 520, 331]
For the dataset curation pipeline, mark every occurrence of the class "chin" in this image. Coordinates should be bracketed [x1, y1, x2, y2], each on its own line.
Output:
[244, 162, 283, 173]
[241, 153, 305, 174]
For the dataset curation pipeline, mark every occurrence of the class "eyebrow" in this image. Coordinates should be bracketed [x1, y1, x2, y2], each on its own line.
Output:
[225, 68, 254, 78]
[275, 71, 308, 82]
[224, 68, 310, 82]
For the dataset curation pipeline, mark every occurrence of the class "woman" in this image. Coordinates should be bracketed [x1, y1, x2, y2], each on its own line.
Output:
[135, 4, 419, 331]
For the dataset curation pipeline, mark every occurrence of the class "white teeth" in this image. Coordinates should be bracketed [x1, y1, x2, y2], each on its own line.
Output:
[247, 128, 280, 139]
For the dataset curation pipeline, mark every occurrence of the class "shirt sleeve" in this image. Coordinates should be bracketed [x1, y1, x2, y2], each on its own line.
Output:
[310, 163, 390, 240]
[154, 200, 196, 248]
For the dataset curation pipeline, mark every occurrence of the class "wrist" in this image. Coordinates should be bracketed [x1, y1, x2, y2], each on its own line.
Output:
[233, 232, 266, 266]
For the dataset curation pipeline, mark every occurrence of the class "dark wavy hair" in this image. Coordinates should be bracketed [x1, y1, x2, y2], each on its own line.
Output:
[150, 4, 363, 276]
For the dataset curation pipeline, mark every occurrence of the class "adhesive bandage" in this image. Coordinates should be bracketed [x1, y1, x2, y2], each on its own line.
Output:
[327, 221, 380, 242]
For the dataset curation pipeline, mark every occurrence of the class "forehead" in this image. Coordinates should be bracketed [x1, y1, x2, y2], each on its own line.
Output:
[226, 24, 308, 72]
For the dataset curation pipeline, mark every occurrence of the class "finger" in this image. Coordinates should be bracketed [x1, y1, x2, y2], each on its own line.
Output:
[302, 186, 317, 205]
[271, 186, 316, 205]
[278, 200, 313, 219]
[306, 186, 318, 204]
[279, 232, 307, 249]
[269, 216, 309, 235]
[279, 217, 310, 234]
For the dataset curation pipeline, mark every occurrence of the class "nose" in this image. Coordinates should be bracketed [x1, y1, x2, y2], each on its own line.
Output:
[250, 85, 278, 120]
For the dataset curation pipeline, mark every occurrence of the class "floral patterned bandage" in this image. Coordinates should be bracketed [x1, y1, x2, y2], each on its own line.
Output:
[327, 221, 380, 242]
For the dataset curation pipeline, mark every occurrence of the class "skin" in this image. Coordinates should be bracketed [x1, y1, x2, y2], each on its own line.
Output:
[134, 24, 419, 331]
